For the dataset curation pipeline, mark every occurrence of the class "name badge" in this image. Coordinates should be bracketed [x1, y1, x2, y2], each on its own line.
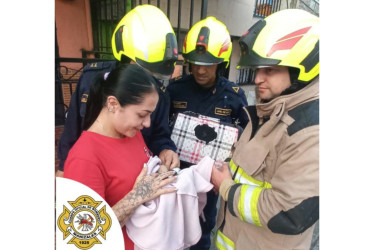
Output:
[173, 101, 187, 109]
[215, 107, 232, 116]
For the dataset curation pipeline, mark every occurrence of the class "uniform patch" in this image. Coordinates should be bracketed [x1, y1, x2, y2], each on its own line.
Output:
[215, 107, 232, 116]
[90, 63, 98, 68]
[232, 87, 239, 93]
[81, 94, 89, 103]
[173, 101, 187, 109]
[160, 86, 166, 93]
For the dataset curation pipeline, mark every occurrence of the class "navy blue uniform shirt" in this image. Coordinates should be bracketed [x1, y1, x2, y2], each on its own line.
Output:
[167, 74, 249, 129]
[167, 74, 249, 250]
[57, 61, 176, 171]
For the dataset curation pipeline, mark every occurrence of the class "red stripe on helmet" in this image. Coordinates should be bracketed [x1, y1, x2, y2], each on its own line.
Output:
[266, 26, 311, 57]
[218, 36, 230, 57]
[277, 27, 311, 42]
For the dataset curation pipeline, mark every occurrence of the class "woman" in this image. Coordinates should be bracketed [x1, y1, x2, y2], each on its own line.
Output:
[64, 64, 177, 250]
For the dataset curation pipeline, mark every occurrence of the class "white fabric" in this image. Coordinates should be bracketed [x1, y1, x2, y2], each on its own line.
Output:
[126, 156, 214, 250]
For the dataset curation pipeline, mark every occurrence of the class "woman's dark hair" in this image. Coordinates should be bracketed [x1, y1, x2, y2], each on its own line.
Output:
[83, 64, 158, 130]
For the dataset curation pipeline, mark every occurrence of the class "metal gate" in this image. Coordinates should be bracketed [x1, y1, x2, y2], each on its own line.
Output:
[55, 0, 209, 125]
[89, 0, 208, 58]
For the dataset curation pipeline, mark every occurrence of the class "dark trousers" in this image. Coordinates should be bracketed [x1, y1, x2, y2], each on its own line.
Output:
[190, 190, 219, 250]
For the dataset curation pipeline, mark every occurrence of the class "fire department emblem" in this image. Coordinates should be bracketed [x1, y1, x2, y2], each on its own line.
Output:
[57, 195, 112, 249]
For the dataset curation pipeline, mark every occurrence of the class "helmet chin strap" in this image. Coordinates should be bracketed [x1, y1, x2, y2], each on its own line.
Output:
[280, 82, 306, 96]
[279, 67, 308, 97]
[216, 62, 227, 77]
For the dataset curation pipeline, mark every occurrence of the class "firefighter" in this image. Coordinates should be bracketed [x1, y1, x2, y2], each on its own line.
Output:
[167, 17, 249, 128]
[211, 9, 319, 249]
[167, 17, 250, 250]
[57, 5, 180, 177]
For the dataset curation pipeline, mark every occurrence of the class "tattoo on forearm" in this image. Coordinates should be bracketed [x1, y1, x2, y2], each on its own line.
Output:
[113, 190, 143, 227]
[112, 173, 171, 228]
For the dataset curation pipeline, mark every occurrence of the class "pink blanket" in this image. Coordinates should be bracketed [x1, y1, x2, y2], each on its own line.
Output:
[126, 156, 214, 250]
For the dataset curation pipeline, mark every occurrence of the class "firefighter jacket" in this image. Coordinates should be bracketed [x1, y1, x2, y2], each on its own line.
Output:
[167, 74, 249, 129]
[215, 78, 319, 250]
[57, 61, 176, 171]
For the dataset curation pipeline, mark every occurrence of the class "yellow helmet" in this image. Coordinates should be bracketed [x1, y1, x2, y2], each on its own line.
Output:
[182, 16, 232, 68]
[237, 9, 319, 83]
[112, 5, 178, 78]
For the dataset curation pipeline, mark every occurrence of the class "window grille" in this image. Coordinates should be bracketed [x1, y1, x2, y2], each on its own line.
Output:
[299, 0, 319, 16]
[90, 0, 131, 59]
[236, 68, 256, 85]
[89, 0, 208, 59]
[253, 0, 282, 18]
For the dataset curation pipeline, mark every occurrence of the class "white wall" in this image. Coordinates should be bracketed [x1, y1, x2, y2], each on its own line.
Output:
[206, 0, 259, 36]
[228, 39, 241, 83]
[157, 0, 260, 35]
[241, 84, 257, 105]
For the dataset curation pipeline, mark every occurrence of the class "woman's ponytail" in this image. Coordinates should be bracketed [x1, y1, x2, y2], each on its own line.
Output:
[83, 72, 106, 130]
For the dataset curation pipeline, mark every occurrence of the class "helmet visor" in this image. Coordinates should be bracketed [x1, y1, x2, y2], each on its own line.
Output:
[183, 50, 223, 65]
[135, 32, 178, 80]
[136, 58, 176, 80]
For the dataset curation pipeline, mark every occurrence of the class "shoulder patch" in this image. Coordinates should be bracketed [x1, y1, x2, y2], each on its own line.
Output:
[81, 94, 89, 103]
[167, 75, 184, 86]
[287, 99, 319, 136]
[221, 79, 244, 95]
[83, 61, 117, 72]
[160, 86, 166, 93]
